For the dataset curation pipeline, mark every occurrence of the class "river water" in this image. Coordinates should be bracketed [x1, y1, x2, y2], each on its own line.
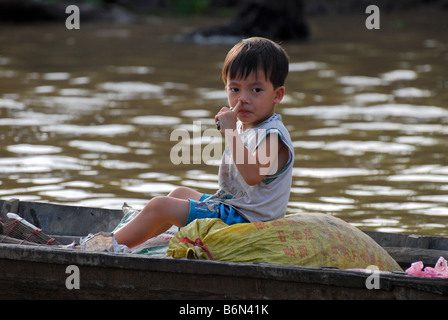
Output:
[0, 12, 447, 236]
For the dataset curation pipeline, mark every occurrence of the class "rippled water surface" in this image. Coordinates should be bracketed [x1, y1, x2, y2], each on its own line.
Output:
[1, 12, 447, 236]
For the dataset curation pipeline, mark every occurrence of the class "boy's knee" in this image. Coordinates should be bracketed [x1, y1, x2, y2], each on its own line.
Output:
[168, 187, 186, 198]
[168, 186, 196, 199]
[145, 196, 166, 215]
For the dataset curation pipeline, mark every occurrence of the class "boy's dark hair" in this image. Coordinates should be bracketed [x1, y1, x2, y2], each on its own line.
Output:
[222, 37, 289, 89]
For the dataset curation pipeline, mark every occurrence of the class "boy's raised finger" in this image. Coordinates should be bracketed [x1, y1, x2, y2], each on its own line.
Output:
[231, 100, 242, 113]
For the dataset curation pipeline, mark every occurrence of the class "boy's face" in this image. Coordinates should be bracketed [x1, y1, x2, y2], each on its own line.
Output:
[225, 70, 285, 131]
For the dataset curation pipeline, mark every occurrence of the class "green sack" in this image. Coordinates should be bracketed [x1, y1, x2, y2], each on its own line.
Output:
[167, 212, 402, 272]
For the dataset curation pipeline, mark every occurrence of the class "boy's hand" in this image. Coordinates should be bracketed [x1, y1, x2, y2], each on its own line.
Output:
[215, 100, 242, 132]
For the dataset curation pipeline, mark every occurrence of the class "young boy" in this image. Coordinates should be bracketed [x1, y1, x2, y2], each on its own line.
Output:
[114, 37, 294, 248]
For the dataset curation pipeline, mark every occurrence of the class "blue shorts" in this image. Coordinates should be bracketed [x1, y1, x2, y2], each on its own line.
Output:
[185, 193, 249, 226]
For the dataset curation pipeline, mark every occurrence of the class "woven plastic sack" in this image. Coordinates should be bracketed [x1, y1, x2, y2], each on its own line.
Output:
[167, 212, 402, 272]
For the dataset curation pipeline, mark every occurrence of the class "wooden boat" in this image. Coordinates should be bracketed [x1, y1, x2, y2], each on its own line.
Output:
[0, 199, 447, 300]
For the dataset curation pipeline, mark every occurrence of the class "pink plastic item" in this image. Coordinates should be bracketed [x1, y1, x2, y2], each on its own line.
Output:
[405, 256, 448, 278]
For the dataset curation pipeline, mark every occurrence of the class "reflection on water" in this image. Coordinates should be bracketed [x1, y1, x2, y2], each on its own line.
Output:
[1, 13, 447, 236]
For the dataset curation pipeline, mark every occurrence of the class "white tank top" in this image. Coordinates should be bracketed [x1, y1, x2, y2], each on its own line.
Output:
[208, 114, 294, 222]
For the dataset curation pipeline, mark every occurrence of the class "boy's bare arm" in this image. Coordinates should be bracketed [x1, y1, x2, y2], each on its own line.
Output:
[215, 101, 288, 185]
[225, 130, 288, 185]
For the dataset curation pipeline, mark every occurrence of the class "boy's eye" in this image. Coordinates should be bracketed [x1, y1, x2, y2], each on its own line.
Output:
[230, 88, 239, 93]
[252, 88, 262, 93]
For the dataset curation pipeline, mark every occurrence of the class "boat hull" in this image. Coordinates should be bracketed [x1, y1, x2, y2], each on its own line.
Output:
[1, 199, 447, 300]
[1, 243, 447, 300]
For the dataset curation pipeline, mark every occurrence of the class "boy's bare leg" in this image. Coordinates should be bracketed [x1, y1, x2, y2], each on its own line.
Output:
[150, 187, 203, 237]
[168, 186, 203, 201]
[114, 196, 190, 248]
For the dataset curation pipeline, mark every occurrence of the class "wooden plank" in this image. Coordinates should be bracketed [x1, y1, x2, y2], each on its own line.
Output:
[364, 230, 448, 250]
[384, 247, 448, 268]
[4, 200, 123, 236]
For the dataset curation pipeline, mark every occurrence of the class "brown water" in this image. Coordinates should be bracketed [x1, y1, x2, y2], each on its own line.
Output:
[1, 12, 447, 236]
